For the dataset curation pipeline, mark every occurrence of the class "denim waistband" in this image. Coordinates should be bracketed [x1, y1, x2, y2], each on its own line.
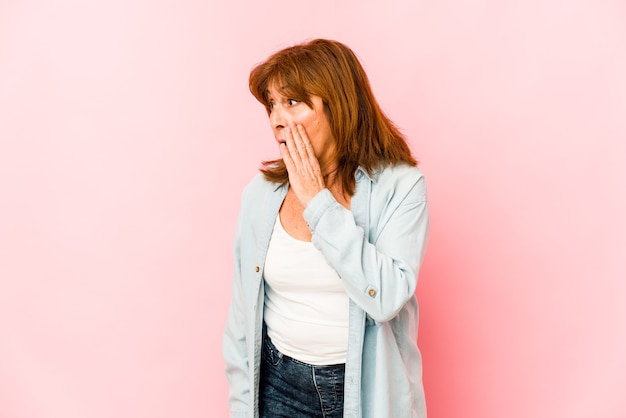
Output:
[263, 333, 346, 370]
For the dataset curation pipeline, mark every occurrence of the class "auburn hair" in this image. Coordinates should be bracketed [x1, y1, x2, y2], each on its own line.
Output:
[249, 38, 417, 196]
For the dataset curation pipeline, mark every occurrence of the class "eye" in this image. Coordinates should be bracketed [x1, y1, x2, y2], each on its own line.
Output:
[287, 99, 299, 106]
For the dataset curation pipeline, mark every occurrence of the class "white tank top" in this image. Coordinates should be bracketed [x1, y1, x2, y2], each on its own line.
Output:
[263, 214, 349, 365]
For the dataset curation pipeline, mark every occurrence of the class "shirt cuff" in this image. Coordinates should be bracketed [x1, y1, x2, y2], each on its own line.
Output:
[303, 188, 338, 233]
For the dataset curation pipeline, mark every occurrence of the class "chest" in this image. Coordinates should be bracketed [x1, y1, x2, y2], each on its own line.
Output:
[279, 188, 351, 241]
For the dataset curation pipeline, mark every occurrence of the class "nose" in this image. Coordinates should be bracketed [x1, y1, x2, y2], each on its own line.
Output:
[269, 105, 286, 131]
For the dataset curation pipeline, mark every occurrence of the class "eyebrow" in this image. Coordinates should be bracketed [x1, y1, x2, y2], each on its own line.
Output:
[267, 84, 290, 92]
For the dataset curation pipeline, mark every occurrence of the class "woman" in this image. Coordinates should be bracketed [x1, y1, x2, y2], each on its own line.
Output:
[223, 39, 429, 418]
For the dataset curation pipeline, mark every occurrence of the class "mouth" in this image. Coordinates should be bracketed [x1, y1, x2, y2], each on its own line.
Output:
[276, 139, 286, 145]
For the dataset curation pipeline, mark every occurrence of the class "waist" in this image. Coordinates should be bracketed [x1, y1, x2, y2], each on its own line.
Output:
[263, 333, 346, 370]
[264, 309, 348, 365]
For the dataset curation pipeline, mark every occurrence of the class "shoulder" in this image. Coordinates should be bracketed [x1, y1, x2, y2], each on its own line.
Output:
[241, 173, 279, 198]
[239, 173, 285, 212]
[374, 164, 425, 182]
[370, 164, 427, 203]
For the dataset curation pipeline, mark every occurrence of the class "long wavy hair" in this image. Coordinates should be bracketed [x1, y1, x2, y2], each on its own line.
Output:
[249, 39, 417, 196]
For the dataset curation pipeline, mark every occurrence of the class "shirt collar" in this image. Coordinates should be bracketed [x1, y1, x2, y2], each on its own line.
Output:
[356, 166, 378, 183]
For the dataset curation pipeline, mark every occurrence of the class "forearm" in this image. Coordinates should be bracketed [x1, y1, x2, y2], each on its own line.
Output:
[304, 186, 429, 322]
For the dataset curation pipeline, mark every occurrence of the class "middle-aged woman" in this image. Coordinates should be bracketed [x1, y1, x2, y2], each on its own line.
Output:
[223, 39, 429, 418]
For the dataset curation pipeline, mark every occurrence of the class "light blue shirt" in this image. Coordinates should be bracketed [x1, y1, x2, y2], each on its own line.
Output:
[223, 164, 429, 418]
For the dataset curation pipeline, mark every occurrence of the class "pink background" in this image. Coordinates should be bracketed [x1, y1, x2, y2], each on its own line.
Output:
[1, 0, 625, 417]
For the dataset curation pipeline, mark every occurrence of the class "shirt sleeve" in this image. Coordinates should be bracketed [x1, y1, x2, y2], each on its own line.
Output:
[223, 192, 250, 416]
[303, 170, 429, 323]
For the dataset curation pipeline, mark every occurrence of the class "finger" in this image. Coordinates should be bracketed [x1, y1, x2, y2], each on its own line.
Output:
[294, 124, 314, 158]
[294, 124, 322, 173]
[281, 128, 301, 171]
[284, 126, 303, 165]
[280, 141, 295, 171]
[287, 124, 310, 164]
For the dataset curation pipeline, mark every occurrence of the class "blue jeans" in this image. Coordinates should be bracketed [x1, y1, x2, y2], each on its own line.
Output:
[259, 335, 345, 418]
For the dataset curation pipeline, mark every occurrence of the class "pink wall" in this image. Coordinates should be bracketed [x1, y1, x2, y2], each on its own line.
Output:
[1, 1, 624, 417]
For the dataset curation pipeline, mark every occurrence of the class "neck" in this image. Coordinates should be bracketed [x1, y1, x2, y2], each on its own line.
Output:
[322, 164, 339, 185]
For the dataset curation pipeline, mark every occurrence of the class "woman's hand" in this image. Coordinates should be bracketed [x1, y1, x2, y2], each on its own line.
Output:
[280, 123, 325, 207]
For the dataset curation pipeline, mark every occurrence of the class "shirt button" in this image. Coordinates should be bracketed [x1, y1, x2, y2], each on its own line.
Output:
[368, 288, 376, 297]
[255, 266, 260, 272]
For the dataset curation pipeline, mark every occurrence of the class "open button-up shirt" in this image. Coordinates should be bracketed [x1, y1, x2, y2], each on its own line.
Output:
[223, 164, 429, 418]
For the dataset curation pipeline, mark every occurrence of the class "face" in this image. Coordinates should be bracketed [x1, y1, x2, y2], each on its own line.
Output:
[266, 82, 336, 170]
